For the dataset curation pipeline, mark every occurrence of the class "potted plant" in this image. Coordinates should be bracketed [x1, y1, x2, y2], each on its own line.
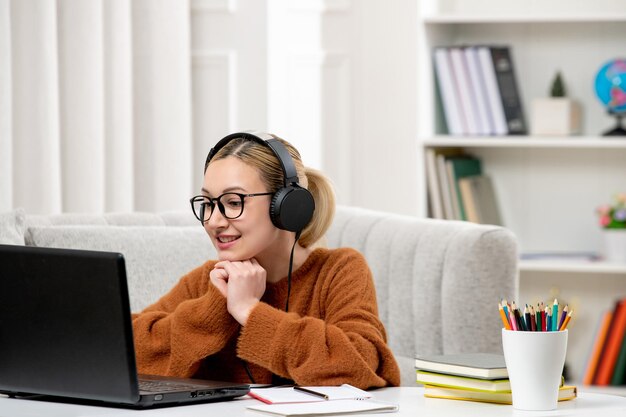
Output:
[530, 71, 582, 136]
[596, 193, 626, 262]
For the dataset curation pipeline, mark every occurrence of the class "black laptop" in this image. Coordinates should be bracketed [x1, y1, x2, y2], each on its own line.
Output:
[0, 244, 249, 408]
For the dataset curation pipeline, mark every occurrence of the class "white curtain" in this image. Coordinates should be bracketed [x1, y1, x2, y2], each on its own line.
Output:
[0, 0, 193, 214]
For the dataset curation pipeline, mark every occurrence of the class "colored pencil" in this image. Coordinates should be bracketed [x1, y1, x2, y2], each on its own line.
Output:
[524, 304, 532, 332]
[499, 302, 511, 330]
[559, 309, 573, 331]
[558, 305, 569, 330]
[512, 303, 524, 331]
[552, 299, 559, 331]
[502, 299, 510, 320]
[529, 305, 537, 331]
[509, 309, 518, 331]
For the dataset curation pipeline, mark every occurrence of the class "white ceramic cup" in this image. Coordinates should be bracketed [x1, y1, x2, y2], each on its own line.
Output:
[501, 329, 568, 411]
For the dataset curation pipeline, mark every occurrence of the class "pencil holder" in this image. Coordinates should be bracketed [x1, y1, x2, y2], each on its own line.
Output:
[501, 329, 568, 411]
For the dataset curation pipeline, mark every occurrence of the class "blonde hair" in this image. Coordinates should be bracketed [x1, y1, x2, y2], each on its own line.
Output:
[208, 135, 335, 248]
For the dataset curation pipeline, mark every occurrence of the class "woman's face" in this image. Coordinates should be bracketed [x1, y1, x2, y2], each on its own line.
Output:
[202, 157, 280, 261]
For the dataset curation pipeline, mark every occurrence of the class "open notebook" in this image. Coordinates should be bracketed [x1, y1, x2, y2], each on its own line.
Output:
[249, 384, 371, 404]
[247, 399, 398, 416]
[247, 385, 397, 416]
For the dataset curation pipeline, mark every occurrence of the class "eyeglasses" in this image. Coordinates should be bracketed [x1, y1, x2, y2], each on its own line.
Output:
[189, 192, 273, 223]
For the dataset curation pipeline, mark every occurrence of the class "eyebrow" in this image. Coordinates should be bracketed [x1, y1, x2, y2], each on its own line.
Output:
[201, 186, 247, 196]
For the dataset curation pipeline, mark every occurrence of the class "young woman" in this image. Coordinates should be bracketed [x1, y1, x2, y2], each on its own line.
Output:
[132, 132, 400, 389]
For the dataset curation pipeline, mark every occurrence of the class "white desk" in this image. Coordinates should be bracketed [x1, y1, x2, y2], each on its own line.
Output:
[2, 388, 626, 417]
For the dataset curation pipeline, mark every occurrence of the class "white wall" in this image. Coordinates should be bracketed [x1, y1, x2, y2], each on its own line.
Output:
[265, 0, 419, 215]
[190, 0, 268, 194]
[4, 0, 419, 216]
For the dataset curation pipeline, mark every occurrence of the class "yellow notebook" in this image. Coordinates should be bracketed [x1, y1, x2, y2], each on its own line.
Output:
[424, 385, 577, 405]
[416, 370, 511, 392]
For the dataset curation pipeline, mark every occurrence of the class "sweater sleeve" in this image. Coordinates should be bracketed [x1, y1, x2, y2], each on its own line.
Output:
[132, 261, 240, 377]
[236, 249, 401, 389]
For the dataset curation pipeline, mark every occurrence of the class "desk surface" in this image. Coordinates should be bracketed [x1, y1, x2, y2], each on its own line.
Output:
[2, 387, 626, 417]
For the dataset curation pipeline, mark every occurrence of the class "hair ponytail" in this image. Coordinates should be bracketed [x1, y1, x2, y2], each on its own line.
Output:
[299, 166, 335, 248]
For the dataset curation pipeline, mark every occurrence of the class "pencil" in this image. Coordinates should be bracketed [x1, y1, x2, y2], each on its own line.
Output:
[558, 305, 569, 330]
[529, 305, 537, 331]
[552, 299, 559, 331]
[541, 306, 547, 332]
[524, 306, 531, 332]
[536, 303, 541, 332]
[294, 386, 329, 400]
[559, 309, 573, 331]
[546, 307, 552, 332]
[502, 299, 510, 320]
[512, 303, 524, 331]
[509, 308, 518, 331]
[499, 302, 511, 330]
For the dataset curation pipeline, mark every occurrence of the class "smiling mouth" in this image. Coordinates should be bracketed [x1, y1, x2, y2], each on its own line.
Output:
[217, 236, 240, 243]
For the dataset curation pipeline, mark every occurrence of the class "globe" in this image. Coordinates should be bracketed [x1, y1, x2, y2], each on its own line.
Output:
[594, 59, 626, 114]
[594, 59, 626, 136]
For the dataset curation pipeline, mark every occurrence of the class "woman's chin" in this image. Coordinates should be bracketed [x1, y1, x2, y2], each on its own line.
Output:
[217, 251, 250, 262]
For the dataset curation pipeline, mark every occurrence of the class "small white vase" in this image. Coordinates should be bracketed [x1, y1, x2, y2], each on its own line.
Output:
[603, 229, 626, 263]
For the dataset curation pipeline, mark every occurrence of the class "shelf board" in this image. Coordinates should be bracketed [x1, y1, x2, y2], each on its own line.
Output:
[578, 385, 626, 397]
[423, 14, 626, 24]
[422, 136, 626, 149]
[520, 259, 626, 274]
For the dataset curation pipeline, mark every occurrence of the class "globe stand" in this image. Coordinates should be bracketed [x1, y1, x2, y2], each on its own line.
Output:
[602, 112, 626, 137]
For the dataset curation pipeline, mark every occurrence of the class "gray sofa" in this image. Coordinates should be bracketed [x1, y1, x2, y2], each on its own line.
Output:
[0, 205, 518, 386]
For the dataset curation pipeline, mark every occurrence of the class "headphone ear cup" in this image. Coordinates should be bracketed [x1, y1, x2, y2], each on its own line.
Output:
[269, 186, 315, 232]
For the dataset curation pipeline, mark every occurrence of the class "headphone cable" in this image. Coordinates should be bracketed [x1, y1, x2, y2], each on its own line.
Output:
[285, 231, 301, 313]
[242, 230, 300, 384]
[242, 360, 255, 384]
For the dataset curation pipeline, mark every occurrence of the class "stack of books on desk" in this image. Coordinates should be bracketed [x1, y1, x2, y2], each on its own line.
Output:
[415, 353, 577, 405]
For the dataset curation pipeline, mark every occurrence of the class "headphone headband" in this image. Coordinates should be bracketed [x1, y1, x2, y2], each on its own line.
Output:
[205, 131, 299, 187]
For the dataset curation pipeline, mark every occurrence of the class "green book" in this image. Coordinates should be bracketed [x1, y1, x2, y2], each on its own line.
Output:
[445, 156, 482, 221]
[610, 330, 626, 385]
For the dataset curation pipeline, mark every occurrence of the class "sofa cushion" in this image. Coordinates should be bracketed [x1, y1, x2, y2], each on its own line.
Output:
[25, 225, 216, 312]
[103, 212, 165, 226]
[327, 206, 518, 386]
[159, 211, 199, 227]
[0, 208, 26, 245]
[25, 213, 108, 227]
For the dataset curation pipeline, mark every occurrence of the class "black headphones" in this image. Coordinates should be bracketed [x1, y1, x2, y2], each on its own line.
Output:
[204, 131, 315, 233]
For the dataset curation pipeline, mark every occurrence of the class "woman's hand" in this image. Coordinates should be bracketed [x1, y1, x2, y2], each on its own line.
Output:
[211, 259, 266, 325]
[209, 266, 229, 297]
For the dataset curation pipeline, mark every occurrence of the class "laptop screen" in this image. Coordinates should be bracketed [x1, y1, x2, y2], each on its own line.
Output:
[0, 244, 140, 403]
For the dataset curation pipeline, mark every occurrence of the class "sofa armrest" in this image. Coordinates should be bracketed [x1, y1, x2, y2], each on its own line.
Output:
[327, 206, 518, 385]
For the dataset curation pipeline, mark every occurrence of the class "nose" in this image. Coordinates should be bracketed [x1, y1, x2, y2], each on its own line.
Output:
[205, 205, 228, 231]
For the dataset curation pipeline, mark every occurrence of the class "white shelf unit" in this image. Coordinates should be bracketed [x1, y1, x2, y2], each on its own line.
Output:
[416, 2, 626, 387]
[520, 260, 626, 275]
[579, 384, 626, 397]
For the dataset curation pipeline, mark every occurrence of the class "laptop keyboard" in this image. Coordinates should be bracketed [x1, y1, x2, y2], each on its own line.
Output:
[139, 380, 205, 393]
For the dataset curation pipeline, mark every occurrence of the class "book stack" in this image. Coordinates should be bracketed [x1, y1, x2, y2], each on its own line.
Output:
[425, 150, 502, 224]
[582, 298, 626, 386]
[415, 353, 577, 405]
[433, 45, 526, 136]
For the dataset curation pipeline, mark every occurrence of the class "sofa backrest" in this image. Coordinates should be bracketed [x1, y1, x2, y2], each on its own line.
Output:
[1, 206, 518, 385]
[19, 210, 213, 313]
[326, 206, 518, 384]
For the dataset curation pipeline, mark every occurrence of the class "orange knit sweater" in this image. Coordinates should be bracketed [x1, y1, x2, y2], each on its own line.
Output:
[132, 247, 400, 389]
